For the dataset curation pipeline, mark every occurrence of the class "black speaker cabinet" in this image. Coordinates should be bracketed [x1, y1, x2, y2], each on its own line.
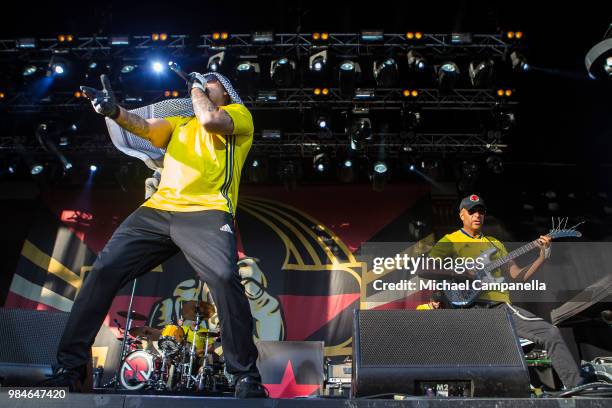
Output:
[0, 308, 92, 386]
[352, 308, 530, 398]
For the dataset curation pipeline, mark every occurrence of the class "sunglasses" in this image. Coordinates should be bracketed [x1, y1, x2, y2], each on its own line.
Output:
[467, 207, 486, 215]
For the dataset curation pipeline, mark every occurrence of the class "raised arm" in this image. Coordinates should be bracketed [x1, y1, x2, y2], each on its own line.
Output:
[191, 88, 234, 135]
[81, 74, 173, 148]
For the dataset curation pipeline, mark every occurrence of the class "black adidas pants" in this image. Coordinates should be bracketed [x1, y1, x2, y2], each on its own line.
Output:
[56, 206, 259, 381]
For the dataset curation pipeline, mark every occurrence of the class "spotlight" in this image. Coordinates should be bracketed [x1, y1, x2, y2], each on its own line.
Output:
[152, 61, 165, 73]
[90, 165, 98, 172]
[510, 51, 529, 72]
[54, 65, 65, 75]
[252, 159, 259, 168]
[207, 51, 225, 72]
[313, 149, 330, 173]
[486, 155, 504, 174]
[339, 60, 361, 97]
[469, 59, 495, 87]
[16, 38, 37, 49]
[437, 62, 459, 91]
[373, 58, 398, 87]
[361, 30, 384, 42]
[88, 62, 98, 69]
[349, 118, 372, 151]
[407, 50, 427, 71]
[317, 117, 328, 129]
[251, 31, 274, 44]
[30, 164, 44, 175]
[374, 161, 388, 174]
[23, 65, 38, 76]
[121, 64, 136, 74]
[402, 108, 422, 130]
[270, 57, 296, 86]
[309, 50, 327, 72]
[585, 25, 612, 79]
[48, 55, 69, 76]
[344, 160, 353, 168]
[498, 111, 516, 131]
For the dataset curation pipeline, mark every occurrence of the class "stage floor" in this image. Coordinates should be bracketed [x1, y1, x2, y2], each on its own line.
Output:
[0, 393, 610, 408]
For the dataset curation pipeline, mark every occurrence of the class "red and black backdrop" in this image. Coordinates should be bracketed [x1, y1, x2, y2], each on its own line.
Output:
[4, 184, 432, 359]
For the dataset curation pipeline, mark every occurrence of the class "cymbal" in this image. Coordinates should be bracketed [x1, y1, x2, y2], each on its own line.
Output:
[181, 300, 216, 320]
[129, 326, 162, 341]
[117, 310, 148, 321]
[117, 337, 142, 345]
[195, 330, 220, 338]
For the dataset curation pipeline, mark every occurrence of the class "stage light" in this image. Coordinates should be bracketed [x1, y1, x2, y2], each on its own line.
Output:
[505, 89, 513, 97]
[110, 35, 130, 46]
[314, 88, 321, 95]
[585, 25, 612, 79]
[406, 32, 415, 40]
[252, 159, 259, 168]
[58, 34, 66, 42]
[506, 31, 515, 39]
[415, 32, 423, 39]
[486, 155, 504, 174]
[221, 32, 229, 40]
[309, 50, 327, 72]
[344, 160, 353, 168]
[469, 59, 495, 88]
[90, 165, 98, 172]
[0, 92, 5, 99]
[321, 87, 329, 95]
[317, 117, 328, 129]
[402, 109, 422, 130]
[361, 30, 384, 42]
[411, 90, 418, 97]
[321, 32, 329, 40]
[437, 62, 459, 91]
[70, 123, 78, 132]
[164, 90, 171, 97]
[16, 38, 36, 48]
[159, 33, 168, 41]
[121, 64, 136, 74]
[251, 31, 274, 44]
[48, 55, 68, 76]
[313, 149, 330, 173]
[515, 31, 523, 39]
[407, 50, 426, 71]
[374, 162, 388, 174]
[212, 32, 221, 40]
[67, 34, 74, 42]
[8, 166, 15, 174]
[172, 90, 179, 97]
[403, 89, 410, 97]
[497, 89, 504, 97]
[237, 62, 254, 72]
[30, 164, 44, 175]
[262, 129, 282, 139]
[152, 61, 165, 73]
[373, 58, 398, 87]
[349, 118, 372, 151]
[74, 91, 82, 98]
[207, 51, 225, 72]
[23, 65, 37, 76]
[451, 33, 473, 44]
[270, 57, 296, 86]
[339, 60, 361, 97]
[88, 62, 98, 69]
[511, 51, 529, 72]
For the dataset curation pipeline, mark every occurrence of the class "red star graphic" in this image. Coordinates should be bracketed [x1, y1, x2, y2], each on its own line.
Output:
[264, 360, 320, 398]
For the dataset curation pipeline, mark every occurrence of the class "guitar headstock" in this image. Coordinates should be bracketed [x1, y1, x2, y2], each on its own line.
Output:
[547, 217, 584, 239]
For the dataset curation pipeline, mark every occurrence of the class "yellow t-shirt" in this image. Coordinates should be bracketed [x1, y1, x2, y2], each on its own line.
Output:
[143, 104, 254, 214]
[428, 229, 510, 303]
[416, 303, 435, 310]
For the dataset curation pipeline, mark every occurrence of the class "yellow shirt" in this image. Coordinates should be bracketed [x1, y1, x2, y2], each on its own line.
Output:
[143, 104, 254, 214]
[416, 303, 435, 310]
[428, 229, 510, 303]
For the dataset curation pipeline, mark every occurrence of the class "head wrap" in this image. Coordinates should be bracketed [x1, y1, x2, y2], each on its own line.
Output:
[105, 72, 242, 169]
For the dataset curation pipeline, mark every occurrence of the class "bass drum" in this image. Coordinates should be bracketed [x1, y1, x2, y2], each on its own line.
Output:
[119, 350, 158, 390]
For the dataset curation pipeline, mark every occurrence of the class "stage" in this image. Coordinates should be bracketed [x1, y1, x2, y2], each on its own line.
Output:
[1, 393, 611, 408]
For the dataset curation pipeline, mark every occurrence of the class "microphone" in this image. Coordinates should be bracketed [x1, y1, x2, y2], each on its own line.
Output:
[168, 61, 190, 82]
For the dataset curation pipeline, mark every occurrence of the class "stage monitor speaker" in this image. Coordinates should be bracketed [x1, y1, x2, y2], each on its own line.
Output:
[0, 308, 91, 386]
[352, 308, 530, 398]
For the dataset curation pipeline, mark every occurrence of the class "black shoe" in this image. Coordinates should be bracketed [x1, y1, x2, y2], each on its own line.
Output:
[234, 376, 268, 398]
[38, 366, 84, 392]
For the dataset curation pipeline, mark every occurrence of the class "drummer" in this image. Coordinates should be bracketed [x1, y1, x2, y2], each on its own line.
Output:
[179, 318, 215, 357]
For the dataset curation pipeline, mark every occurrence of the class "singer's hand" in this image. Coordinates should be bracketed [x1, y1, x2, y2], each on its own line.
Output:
[80, 74, 119, 118]
[188, 72, 209, 95]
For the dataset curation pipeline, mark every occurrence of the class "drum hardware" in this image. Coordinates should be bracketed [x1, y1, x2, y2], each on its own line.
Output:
[117, 310, 148, 321]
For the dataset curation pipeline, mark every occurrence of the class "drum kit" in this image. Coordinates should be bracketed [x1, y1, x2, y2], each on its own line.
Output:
[112, 300, 231, 393]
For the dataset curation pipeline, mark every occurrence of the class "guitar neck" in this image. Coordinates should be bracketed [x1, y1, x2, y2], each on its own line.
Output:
[486, 239, 541, 271]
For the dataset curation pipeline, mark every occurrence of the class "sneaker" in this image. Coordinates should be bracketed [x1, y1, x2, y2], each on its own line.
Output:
[234, 376, 268, 398]
[38, 366, 84, 392]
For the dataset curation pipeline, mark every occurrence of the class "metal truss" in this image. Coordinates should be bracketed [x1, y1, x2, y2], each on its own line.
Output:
[0, 88, 516, 113]
[0, 33, 511, 59]
[0, 131, 505, 158]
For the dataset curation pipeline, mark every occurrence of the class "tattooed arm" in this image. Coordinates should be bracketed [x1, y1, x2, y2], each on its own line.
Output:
[191, 88, 234, 135]
[113, 107, 173, 148]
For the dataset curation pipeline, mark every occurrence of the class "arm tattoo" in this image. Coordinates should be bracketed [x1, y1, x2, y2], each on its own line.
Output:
[191, 88, 217, 124]
[114, 107, 151, 140]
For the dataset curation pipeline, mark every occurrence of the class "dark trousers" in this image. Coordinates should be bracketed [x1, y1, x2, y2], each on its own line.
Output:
[499, 303, 581, 388]
[57, 206, 259, 380]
